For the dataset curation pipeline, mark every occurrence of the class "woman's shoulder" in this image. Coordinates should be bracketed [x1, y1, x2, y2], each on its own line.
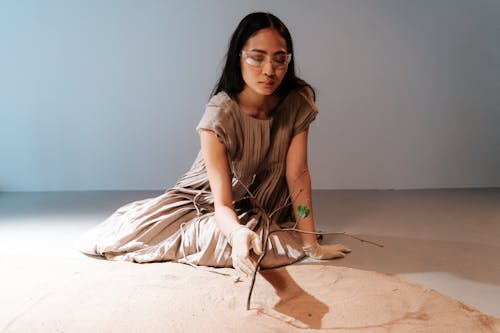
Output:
[207, 91, 236, 111]
[298, 85, 315, 101]
[200, 91, 238, 126]
[284, 85, 318, 113]
[293, 85, 315, 104]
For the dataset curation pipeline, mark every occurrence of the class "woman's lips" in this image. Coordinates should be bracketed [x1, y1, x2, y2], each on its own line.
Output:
[260, 81, 274, 86]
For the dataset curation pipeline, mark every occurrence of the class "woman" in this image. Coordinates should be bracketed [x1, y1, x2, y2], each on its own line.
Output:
[77, 12, 351, 277]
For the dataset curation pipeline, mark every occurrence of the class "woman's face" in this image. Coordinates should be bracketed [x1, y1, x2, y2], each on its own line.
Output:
[240, 28, 289, 96]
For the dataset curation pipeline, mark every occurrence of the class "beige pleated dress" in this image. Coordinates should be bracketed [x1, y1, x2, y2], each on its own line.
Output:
[77, 86, 318, 269]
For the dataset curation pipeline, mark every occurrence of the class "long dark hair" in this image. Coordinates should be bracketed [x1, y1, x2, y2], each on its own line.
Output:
[211, 12, 315, 101]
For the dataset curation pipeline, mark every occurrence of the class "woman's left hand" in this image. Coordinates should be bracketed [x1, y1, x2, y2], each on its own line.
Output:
[302, 242, 352, 260]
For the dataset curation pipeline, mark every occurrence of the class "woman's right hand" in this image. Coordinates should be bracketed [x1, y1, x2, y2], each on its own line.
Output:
[228, 226, 263, 276]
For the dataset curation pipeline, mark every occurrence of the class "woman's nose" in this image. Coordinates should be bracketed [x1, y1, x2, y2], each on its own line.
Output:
[262, 60, 275, 76]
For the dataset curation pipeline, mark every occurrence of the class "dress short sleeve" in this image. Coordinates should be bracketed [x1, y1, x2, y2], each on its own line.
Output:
[292, 86, 319, 137]
[196, 92, 238, 157]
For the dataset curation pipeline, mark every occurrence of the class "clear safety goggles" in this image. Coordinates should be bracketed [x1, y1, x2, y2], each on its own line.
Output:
[240, 50, 292, 69]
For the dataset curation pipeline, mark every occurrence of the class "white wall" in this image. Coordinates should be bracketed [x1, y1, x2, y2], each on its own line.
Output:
[1, 0, 499, 192]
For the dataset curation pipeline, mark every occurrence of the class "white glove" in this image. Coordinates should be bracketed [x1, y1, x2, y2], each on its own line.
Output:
[227, 226, 263, 276]
[302, 242, 352, 260]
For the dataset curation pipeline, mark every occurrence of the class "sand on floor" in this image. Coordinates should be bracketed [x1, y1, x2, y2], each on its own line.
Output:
[1, 250, 499, 333]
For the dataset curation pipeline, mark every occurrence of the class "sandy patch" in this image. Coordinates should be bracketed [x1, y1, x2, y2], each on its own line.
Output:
[1, 252, 498, 333]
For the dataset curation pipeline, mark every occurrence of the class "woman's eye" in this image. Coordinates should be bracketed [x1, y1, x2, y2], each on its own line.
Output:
[250, 56, 264, 62]
[274, 57, 287, 64]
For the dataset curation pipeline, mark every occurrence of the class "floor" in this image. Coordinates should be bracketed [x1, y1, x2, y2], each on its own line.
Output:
[0, 188, 499, 318]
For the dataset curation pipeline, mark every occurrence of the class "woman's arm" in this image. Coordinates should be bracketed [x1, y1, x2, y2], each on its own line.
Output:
[199, 130, 241, 237]
[200, 130, 262, 275]
[286, 130, 352, 258]
[285, 130, 317, 246]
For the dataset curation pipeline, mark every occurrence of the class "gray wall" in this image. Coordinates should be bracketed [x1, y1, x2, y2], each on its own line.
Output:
[1, 0, 499, 192]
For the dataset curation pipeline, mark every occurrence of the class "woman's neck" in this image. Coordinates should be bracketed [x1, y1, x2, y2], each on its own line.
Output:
[236, 87, 280, 119]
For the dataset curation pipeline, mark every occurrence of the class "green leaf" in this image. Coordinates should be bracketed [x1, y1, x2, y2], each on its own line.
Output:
[297, 205, 310, 219]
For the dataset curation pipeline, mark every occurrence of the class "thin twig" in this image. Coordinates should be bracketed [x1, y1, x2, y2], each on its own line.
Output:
[269, 188, 303, 219]
[268, 168, 309, 219]
[246, 207, 270, 310]
[237, 169, 311, 310]
[269, 229, 384, 248]
[230, 166, 383, 310]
